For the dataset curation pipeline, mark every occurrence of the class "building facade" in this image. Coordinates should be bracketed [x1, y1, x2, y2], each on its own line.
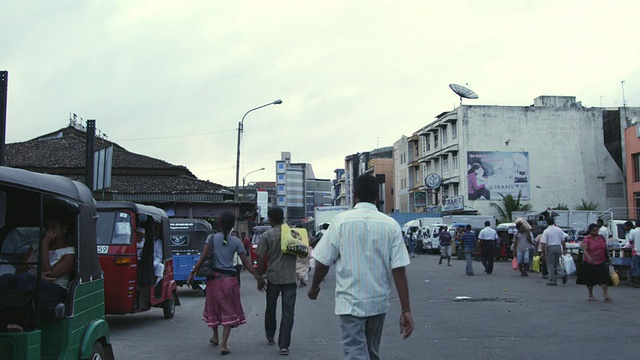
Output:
[332, 169, 346, 206]
[364, 158, 395, 213]
[343, 147, 393, 207]
[306, 178, 333, 217]
[622, 109, 640, 219]
[395, 96, 635, 218]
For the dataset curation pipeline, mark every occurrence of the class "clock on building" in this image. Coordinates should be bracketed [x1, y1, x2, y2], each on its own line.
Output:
[425, 173, 442, 189]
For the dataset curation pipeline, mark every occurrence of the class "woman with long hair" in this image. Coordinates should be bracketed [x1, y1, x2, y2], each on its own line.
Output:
[188, 213, 265, 355]
[577, 223, 613, 302]
[467, 163, 490, 200]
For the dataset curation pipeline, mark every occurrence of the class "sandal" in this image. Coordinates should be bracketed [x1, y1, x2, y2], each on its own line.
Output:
[1, 324, 24, 332]
[587, 297, 597, 302]
[209, 338, 219, 346]
[221, 349, 231, 355]
[280, 348, 289, 356]
[267, 337, 275, 345]
[604, 298, 613, 303]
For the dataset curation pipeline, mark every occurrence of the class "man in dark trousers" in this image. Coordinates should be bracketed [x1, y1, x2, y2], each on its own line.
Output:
[256, 208, 298, 356]
[477, 221, 498, 274]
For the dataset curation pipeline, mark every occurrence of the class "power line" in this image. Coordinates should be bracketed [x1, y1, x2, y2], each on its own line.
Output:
[115, 128, 236, 142]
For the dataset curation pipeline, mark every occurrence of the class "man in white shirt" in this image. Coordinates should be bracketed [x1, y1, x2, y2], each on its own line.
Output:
[308, 174, 413, 360]
[152, 227, 164, 286]
[597, 219, 613, 243]
[478, 221, 498, 274]
[540, 217, 568, 286]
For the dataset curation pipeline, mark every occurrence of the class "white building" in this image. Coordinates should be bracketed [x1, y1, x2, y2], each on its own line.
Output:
[396, 95, 633, 218]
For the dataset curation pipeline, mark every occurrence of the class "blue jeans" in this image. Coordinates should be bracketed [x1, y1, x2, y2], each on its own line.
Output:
[265, 282, 297, 349]
[516, 250, 530, 265]
[0, 272, 67, 308]
[339, 313, 386, 360]
[465, 249, 474, 275]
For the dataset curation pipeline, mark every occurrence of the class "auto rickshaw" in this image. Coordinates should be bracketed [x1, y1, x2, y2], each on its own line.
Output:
[169, 218, 213, 290]
[0, 167, 114, 359]
[96, 201, 178, 319]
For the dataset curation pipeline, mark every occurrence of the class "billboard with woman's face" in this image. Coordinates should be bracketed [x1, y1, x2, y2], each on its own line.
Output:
[467, 151, 530, 201]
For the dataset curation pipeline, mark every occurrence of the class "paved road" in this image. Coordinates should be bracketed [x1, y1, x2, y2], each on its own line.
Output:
[107, 254, 639, 359]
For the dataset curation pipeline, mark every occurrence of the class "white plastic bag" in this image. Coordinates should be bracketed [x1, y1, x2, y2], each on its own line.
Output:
[560, 254, 576, 275]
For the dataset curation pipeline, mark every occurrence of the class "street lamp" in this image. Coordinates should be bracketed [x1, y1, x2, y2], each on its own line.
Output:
[234, 99, 282, 201]
[241, 167, 266, 200]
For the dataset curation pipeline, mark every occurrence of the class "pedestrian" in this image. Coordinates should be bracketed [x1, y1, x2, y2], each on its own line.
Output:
[461, 225, 477, 276]
[438, 228, 452, 266]
[596, 219, 613, 244]
[187, 212, 264, 355]
[296, 245, 310, 287]
[512, 222, 534, 277]
[255, 208, 298, 356]
[408, 231, 416, 258]
[577, 223, 613, 302]
[477, 221, 498, 274]
[533, 233, 548, 278]
[623, 220, 640, 288]
[540, 217, 568, 286]
[308, 174, 413, 360]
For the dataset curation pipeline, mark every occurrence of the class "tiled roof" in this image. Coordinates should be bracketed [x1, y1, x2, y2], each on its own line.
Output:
[6, 136, 184, 171]
[5, 126, 232, 196]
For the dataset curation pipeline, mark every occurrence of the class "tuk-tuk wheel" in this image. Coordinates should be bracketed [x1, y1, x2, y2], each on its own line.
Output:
[163, 292, 176, 319]
[90, 341, 105, 360]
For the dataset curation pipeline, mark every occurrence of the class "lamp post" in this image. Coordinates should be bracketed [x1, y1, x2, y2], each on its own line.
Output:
[234, 99, 282, 202]
[241, 167, 265, 200]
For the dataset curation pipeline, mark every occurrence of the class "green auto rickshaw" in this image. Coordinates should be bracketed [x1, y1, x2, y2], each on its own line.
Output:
[0, 166, 114, 359]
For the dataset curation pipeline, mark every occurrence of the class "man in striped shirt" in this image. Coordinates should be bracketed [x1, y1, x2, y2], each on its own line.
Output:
[308, 174, 413, 360]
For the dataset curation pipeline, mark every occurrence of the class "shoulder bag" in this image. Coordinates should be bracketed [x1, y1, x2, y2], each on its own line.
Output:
[196, 235, 216, 278]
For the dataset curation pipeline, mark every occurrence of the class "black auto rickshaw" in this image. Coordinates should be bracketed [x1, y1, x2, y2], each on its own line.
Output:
[169, 218, 213, 290]
[97, 201, 178, 319]
[0, 166, 114, 359]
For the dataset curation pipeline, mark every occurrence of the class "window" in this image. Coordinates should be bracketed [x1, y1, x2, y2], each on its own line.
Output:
[636, 193, 640, 220]
[454, 185, 459, 197]
[452, 154, 458, 170]
[278, 185, 284, 191]
[433, 133, 439, 149]
[278, 196, 285, 203]
[634, 153, 640, 182]
[442, 157, 448, 173]
[277, 174, 285, 180]
[425, 134, 431, 151]
[442, 127, 447, 145]
[278, 163, 285, 169]
[452, 122, 457, 139]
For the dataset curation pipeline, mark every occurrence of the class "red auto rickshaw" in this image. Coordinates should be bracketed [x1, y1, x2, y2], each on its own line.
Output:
[96, 201, 179, 319]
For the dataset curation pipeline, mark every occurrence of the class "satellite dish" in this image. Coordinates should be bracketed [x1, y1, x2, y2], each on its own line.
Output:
[449, 83, 479, 104]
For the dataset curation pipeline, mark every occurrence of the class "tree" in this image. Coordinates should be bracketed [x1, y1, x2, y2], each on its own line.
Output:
[553, 203, 569, 210]
[490, 190, 533, 223]
[575, 199, 599, 210]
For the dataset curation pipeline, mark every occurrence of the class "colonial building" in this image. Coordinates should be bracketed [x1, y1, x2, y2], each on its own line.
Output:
[396, 96, 638, 219]
[343, 146, 393, 208]
[6, 123, 237, 220]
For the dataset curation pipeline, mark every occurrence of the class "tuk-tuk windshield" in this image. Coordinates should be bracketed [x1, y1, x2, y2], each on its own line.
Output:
[97, 211, 133, 245]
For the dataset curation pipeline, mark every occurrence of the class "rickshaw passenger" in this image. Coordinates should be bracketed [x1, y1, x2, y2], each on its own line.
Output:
[0, 215, 75, 309]
[152, 226, 164, 286]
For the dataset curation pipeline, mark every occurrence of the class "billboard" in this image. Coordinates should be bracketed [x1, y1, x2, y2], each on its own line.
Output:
[467, 151, 530, 201]
[414, 192, 426, 207]
[256, 190, 269, 221]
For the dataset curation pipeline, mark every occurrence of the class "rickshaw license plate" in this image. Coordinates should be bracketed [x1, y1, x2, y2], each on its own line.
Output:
[97, 246, 109, 254]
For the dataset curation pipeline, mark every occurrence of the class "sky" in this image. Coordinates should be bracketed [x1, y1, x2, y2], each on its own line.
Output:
[2, 0, 639, 187]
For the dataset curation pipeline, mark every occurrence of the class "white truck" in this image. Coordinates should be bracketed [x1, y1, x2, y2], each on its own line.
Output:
[313, 206, 351, 233]
[442, 215, 496, 229]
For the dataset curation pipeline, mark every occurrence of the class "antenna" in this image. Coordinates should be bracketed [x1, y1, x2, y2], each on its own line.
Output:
[449, 83, 479, 105]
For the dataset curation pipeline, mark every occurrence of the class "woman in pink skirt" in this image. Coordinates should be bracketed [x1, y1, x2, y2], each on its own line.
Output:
[188, 213, 265, 355]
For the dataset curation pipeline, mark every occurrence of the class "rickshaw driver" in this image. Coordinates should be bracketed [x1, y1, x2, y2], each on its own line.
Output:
[136, 227, 145, 259]
[0, 215, 76, 329]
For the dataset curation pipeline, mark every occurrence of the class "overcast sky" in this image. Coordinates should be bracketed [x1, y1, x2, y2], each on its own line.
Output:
[2, 1, 639, 187]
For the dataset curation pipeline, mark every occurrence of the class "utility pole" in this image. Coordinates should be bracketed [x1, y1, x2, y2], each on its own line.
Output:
[0, 71, 7, 166]
[85, 120, 96, 190]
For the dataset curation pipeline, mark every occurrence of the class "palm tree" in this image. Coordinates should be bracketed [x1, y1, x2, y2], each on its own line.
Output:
[575, 199, 599, 210]
[490, 190, 532, 223]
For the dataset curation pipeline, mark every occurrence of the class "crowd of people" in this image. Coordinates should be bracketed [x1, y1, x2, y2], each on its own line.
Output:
[187, 174, 413, 359]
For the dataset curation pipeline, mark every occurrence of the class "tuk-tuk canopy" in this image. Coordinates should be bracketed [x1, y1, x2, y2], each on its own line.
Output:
[97, 201, 168, 222]
[0, 166, 102, 283]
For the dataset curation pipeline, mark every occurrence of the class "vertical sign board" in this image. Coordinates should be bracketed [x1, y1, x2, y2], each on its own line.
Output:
[93, 145, 113, 191]
[256, 190, 269, 221]
[467, 151, 530, 201]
